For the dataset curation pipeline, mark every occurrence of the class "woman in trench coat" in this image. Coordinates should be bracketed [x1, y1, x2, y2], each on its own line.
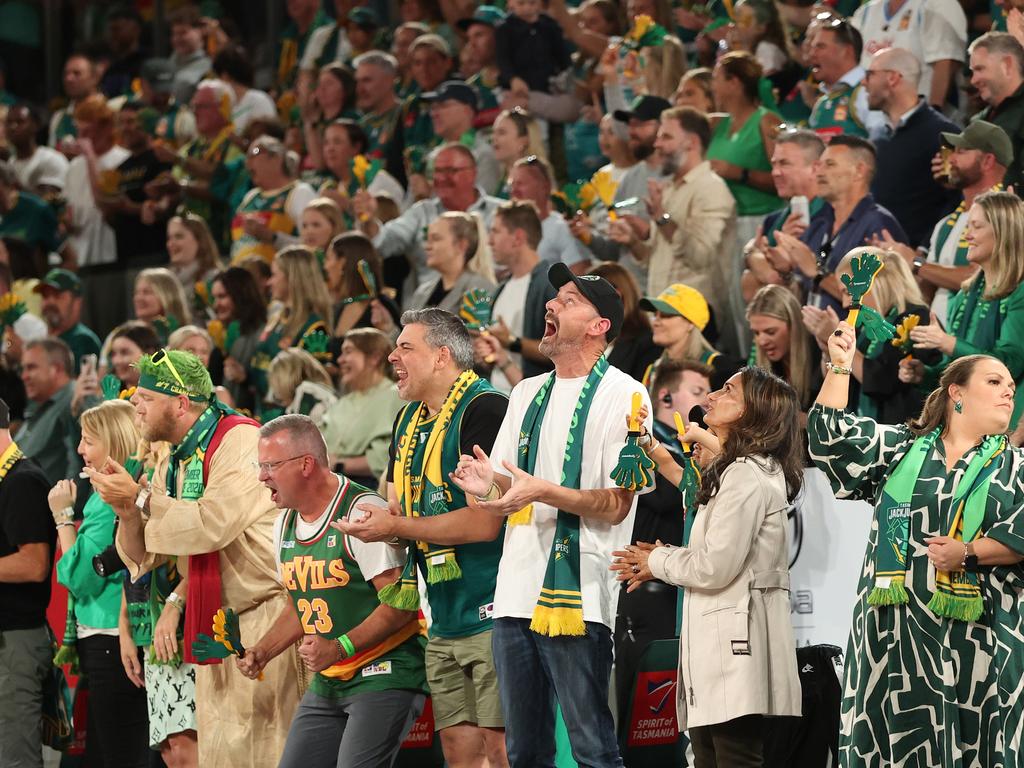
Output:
[614, 365, 803, 767]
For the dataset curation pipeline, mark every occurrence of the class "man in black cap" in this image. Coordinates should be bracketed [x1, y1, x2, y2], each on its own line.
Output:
[424, 80, 501, 195]
[449, 262, 652, 768]
[34, 268, 101, 374]
[572, 94, 672, 287]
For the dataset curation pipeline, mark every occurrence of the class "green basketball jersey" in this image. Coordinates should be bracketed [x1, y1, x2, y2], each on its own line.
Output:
[809, 82, 868, 139]
[279, 476, 426, 699]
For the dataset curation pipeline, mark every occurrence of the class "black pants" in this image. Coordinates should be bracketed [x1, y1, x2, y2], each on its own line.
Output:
[77, 634, 149, 768]
[689, 714, 765, 768]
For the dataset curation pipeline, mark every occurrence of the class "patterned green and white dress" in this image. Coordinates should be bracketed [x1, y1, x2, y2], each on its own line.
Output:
[808, 404, 1024, 768]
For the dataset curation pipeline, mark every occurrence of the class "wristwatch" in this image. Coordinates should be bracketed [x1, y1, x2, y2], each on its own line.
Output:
[655, 212, 672, 228]
[912, 258, 924, 276]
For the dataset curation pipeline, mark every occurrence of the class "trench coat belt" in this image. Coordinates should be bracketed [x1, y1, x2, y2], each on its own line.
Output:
[731, 569, 791, 656]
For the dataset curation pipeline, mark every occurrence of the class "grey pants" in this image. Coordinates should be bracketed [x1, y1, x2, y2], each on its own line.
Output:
[278, 688, 425, 768]
[0, 625, 52, 768]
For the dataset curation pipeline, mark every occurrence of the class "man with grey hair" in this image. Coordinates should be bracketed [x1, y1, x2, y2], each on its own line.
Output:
[338, 308, 511, 768]
[238, 413, 428, 768]
[15, 338, 80, 483]
[354, 51, 403, 177]
[970, 32, 1024, 187]
[867, 47, 960, 247]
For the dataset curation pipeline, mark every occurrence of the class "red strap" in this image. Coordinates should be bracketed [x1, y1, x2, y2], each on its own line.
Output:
[183, 414, 259, 665]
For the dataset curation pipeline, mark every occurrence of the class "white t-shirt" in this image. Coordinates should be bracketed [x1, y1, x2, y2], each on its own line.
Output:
[272, 475, 405, 583]
[65, 145, 131, 268]
[13, 146, 69, 193]
[755, 41, 788, 76]
[489, 365, 653, 629]
[301, 24, 352, 71]
[853, 0, 967, 101]
[490, 272, 531, 393]
[233, 89, 278, 134]
[541, 212, 591, 269]
[926, 204, 968, 325]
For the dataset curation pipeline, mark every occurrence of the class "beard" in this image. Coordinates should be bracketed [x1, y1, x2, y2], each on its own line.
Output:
[140, 406, 177, 443]
[660, 154, 680, 177]
[632, 141, 655, 161]
[42, 308, 61, 330]
[949, 162, 982, 190]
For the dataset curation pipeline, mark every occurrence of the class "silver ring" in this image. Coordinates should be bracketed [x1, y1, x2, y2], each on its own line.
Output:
[164, 634, 171, 640]
[632, 564, 640, 574]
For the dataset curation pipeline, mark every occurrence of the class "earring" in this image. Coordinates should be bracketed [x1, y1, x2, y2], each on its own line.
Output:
[954, 400, 963, 414]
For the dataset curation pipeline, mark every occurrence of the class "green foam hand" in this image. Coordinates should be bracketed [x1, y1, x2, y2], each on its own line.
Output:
[190, 632, 234, 662]
[610, 433, 656, 491]
[101, 374, 123, 401]
[857, 305, 897, 342]
[840, 251, 884, 306]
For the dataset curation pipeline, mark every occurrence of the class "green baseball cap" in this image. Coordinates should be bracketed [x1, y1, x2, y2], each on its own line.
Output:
[457, 5, 506, 30]
[347, 6, 381, 28]
[34, 268, 82, 296]
[941, 120, 1014, 168]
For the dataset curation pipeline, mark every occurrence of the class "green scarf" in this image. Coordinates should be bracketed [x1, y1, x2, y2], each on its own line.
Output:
[947, 273, 1009, 353]
[379, 371, 494, 609]
[870, 429, 1006, 621]
[520, 356, 608, 637]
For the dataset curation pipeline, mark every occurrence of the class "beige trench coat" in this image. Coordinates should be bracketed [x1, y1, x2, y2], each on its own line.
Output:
[647, 455, 801, 731]
[117, 423, 301, 767]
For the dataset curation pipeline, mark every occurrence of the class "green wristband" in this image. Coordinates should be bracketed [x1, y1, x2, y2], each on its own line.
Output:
[338, 633, 356, 659]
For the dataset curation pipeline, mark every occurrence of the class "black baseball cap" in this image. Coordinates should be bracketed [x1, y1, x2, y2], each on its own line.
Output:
[613, 94, 671, 124]
[421, 80, 478, 111]
[548, 263, 624, 342]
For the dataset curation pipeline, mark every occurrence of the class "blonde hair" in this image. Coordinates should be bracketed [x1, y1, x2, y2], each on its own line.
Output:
[439, 211, 496, 284]
[303, 198, 345, 243]
[746, 284, 813, 407]
[170, 214, 224, 277]
[137, 268, 190, 326]
[495, 108, 547, 163]
[80, 400, 140, 466]
[268, 347, 334, 404]
[168, 325, 215, 356]
[643, 37, 687, 99]
[837, 247, 925, 316]
[274, 246, 334, 340]
[962, 191, 1024, 300]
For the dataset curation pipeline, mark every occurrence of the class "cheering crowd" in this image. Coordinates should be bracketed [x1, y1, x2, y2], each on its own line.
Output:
[3, 0, 1024, 767]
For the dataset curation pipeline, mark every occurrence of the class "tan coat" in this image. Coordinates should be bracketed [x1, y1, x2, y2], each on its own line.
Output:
[647, 455, 801, 730]
[118, 423, 301, 767]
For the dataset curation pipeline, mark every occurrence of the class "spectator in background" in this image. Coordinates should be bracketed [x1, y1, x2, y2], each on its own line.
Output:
[408, 211, 496, 314]
[866, 47, 960, 248]
[491, 107, 545, 197]
[353, 52, 404, 179]
[7, 104, 68, 198]
[774, 135, 907, 313]
[319, 327, 401, 487]
[589, 262, 661, 384]
[610, 107, 739, 354]
[137, 58, 197, 150]
[0, 398, 55, 768]
[49, 52, 100, 155]
[904, 191, 1024, 429]
[969, 32, 1024, 189]
[301, 0, 356, 79]
[16, 338, 81, 484]
[807, 16, 882, 140]
[275, 0, 331, 97]
[132, 268, 191, 341]
[313, 120, 405, 223]
[392, 22, 430, 99]
[747, 284, 820, 414]
[0, 160, 76, 280]
[66, 95, 130, 332]
[508, 155, 592, 273]
[399, 35, 456, 175]
[674, 68, 714, 112]
[298, 197, 344, 257]
[423, 81, 502, 195]
[72, 320, 161, 419]
[495, 0, 572, 95]
[168, 6, 212, 106]
[301, 63, 358, 170]
[100, 4, 147, 99]
[354, 144, 502, 307]
[593, 113, 637, 185]
[34, 268, 101, 374]
[165, 214, 224, 321]
[230, 135, 317, 264]
[741, 129, 828, 302]
[212, 46, 277, 136]
[458, 7, 504, 118]
[322, 231, 400, 346]
[852, 0, 967, 113]
[728, 0, 793, 78]
[267, 347, 337, 420]
[212, 266, 268, 414]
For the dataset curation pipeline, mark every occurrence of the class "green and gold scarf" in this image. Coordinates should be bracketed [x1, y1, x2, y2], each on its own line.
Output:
[870, 429, 1005, 622]
[379, 370, 493, 609]
[519, 356, 608, 637]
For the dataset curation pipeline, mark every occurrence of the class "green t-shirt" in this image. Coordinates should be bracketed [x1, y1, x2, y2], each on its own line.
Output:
[0, 191, 63, 254]
[706, 106, 782, 217]
[59, 323, 102, 374]
[278, 477, 426, 699]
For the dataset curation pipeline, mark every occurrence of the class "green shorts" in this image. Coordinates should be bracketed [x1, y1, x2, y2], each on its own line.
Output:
[424, 630, 504, 730]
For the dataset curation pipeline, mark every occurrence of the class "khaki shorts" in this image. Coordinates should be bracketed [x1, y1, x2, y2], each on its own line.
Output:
[424, 630, 504, 730]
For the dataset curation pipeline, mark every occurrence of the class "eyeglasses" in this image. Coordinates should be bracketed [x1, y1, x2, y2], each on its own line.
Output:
[253, 454, 308, 474]
[151, 349, 185, 388]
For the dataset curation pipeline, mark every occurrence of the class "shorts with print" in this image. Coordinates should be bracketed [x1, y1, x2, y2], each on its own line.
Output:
[425, 630, 504, 730]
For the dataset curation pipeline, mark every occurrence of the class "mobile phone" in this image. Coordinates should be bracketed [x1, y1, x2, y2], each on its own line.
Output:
[790, 196, 810, 226]
[82, 354, 97, 376]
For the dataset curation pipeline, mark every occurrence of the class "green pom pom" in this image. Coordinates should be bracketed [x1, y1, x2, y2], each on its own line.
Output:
[425, 552, 463, 583]
[377, 579, 420, 610]
[867, 579, 909, 607]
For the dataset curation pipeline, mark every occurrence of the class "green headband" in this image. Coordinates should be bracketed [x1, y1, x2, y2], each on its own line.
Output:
[135, 349, 213, 402]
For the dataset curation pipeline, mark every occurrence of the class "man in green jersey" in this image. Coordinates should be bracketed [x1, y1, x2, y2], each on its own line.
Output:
[240, 414, 427, 768]
[338, 309, 510, 768]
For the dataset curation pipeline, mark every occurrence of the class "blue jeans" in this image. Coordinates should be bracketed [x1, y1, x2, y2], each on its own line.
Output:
[491, 617, 623, 768]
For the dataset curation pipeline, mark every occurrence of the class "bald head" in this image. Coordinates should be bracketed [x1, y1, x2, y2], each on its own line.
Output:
[874, 47, 921, 89]
[865, 47, 922, 113]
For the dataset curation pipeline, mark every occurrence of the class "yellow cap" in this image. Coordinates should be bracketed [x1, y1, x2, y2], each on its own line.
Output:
[639, 283, 710, 330]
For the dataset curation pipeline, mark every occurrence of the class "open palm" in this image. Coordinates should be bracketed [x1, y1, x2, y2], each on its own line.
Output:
[450, 444, 495, 499]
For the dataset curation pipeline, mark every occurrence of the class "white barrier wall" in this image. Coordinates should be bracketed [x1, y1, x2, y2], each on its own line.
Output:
[788, 468, 874, 649]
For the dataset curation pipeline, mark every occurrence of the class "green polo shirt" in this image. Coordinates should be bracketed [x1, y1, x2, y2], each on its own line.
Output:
[58, 323, 102, 374]
[14, 382, 81, 484]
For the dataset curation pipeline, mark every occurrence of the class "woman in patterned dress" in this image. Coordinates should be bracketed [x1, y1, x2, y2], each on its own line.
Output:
[809, 323, 1024, 768]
